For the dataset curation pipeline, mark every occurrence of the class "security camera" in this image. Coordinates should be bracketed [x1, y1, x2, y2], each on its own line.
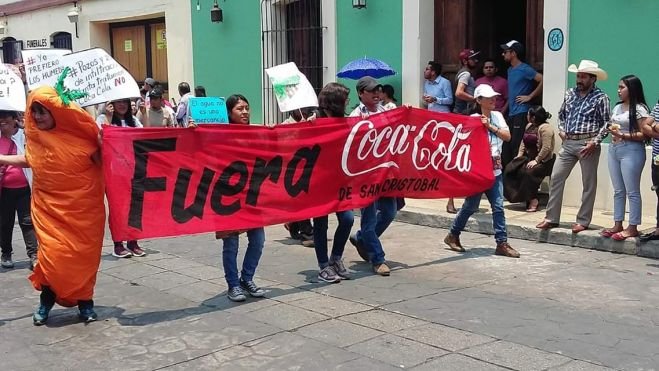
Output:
[67, 7, 79, 23]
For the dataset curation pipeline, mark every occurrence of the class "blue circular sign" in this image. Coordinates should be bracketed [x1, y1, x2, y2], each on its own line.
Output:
[547, 28, 564, 51]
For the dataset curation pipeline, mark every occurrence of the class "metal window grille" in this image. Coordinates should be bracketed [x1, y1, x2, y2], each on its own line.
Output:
[51, 32, 73, 50]
[1, 38, 23, 64]
[261, 0, 323, 124]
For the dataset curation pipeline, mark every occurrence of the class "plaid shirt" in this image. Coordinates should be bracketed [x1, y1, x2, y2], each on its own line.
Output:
[651, 103, 659, 157]
[558, 86, 611, 143]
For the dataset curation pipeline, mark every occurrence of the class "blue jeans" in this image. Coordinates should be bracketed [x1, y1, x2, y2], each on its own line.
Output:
[450, 175, 507, 243]
[356, 197, 397, 265]
[221, 228, 265, 288]
[313, 210, 354, 268]
[608, 141, 645, 225]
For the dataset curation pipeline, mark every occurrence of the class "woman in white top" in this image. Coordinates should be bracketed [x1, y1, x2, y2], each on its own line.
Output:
[444, 84, 520, 258]
[601, 75, 654, 241]
[379, 84, 398, 111]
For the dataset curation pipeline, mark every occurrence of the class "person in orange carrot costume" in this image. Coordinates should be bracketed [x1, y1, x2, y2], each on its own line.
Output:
[0, 68, 105, 325]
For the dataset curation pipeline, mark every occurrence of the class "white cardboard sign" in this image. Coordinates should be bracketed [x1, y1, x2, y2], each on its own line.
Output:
[265, 62, 318, 113]
[61, 48, 141, 107]
[21, 49, 70, 89]
[0, 64, 27, 112]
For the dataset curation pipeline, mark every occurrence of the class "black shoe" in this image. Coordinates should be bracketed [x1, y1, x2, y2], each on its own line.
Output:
[227, 286, 246, 302]
[349, 234, 370, 262]
[78, 300, 98, 323]
[639, 232, 659, 242]
[240, 279, 265, 298]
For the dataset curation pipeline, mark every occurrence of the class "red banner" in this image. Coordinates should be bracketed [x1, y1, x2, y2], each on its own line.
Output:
[103, 107, 494, 240]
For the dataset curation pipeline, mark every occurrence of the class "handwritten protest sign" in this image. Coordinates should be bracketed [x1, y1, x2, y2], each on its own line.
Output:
[59, 48, 141, 107]
[189, 97, 229, 124]
[21, 49, 70, 89]
[265, 62, 318, 113]
[0, 64, 27, 111]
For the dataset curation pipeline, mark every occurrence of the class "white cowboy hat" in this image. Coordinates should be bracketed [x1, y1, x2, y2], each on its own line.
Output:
[567, 60, 608, 81]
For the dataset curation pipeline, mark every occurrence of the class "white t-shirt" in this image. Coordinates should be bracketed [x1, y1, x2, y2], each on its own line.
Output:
[349, 103, 386, 117]
[611, 103, 650, 133]
[472, 111, 509, 176]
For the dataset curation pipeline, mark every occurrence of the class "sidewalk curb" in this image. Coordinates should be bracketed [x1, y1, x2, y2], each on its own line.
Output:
[395, 208, 659, 259]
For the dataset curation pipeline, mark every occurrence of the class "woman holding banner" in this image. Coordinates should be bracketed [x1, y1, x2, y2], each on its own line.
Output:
[218, 94, 267, 302]
[311, 83, 355, 283]
[0, 78, 106, 325]
[444, 84, 520, 258]
[105, 98, 146, 258]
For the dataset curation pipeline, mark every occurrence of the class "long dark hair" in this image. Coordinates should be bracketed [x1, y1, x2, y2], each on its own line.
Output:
[618, 75, 648, 132]
[226, 94, 249, 124]
[111, 98, 136, 127]
[318, 82, 350, 118]
[528, 106, 552, 125]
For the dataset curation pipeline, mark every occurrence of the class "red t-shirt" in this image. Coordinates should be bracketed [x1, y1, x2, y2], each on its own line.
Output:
[0, 136, 28, 189]
[475, 76, 509, 112]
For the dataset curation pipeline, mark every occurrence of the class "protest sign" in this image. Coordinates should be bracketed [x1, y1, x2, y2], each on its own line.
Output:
[265, 62, 318, 113]
[0, 64, 26, 111]
[189, 97, 229, 124]
[60, 48, 140, 107]
[21, 49, 70, 89]
[104, 107, 495, 240]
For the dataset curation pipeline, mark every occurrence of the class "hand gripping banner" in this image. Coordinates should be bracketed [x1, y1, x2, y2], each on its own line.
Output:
[103, 107, 495, 240]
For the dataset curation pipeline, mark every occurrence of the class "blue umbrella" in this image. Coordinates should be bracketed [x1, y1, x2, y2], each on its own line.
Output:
[337, 57, 396, 80]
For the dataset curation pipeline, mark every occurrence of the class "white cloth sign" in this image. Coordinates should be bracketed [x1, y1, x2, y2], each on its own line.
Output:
[21, 49, 70, 90]
[0, 64, 26, 111]
[265, 62, 318, 113]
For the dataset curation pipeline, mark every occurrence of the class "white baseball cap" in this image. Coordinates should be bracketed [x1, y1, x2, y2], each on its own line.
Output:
[474, 84, 500, 99]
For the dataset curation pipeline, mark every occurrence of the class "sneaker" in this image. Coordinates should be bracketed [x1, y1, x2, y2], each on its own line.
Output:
[126, 241, 146, 257]
[228, 286, 247, 302]
[1, 254, 14, 268]
[443, 233, 465, 252]
[330, 258, 350, 280]
[112, 242, 132, 258]
[240, 279, 266, 298]
[318, 265, 341, 283]
[349, 234, 370, 262]
[29, 255, 37, 271]
[495, 242, 520, 258]
[78, 306, 98, 323]
[33, 303, 53, 326]
[373, 263, 391, 276]
[301, 239, 315, 248]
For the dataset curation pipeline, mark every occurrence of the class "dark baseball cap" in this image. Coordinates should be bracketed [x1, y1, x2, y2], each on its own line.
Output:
[500, 40, 524, 54]
[458, 49, 480, 61]
[356, 76, 381, 92]
[150, 88, 163, 99]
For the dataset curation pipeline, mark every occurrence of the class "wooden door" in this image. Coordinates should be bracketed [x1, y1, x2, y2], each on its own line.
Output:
[111, 26, 147, 81]
[149, 23, 168, 84]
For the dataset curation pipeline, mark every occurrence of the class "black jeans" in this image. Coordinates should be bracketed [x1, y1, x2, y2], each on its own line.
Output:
[653, 164, 659, 227]
[0, 186, 38, 258]
[501, 113, 527, 168]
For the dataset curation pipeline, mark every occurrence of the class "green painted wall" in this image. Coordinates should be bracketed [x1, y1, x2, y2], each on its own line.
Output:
[569, 0, 659, 105]
[190, 0, 263, 122]
[336, 1, 403, 110]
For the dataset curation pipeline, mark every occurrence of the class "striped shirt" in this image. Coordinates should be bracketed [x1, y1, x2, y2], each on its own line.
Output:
[558, 86, 611, 143]
[651, 103, 659, 157]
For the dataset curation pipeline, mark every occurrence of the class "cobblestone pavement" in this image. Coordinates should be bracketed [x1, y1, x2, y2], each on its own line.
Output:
[1, 219, 658, 370]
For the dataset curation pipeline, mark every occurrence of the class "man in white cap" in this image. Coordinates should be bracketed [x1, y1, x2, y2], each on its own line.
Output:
[444, 84, 519, 258]
[536, 60, 611, 233]
[501, 40, 543, 166]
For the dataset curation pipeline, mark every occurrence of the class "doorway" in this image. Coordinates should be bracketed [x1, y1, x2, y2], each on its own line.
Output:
[434, 0, 543, 80]
[110, 18, 169, 93]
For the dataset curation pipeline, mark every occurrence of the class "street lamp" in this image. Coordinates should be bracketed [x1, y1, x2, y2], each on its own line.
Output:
[67, 2, 80, 38]
[352, 0, 366, 9]
[211, 0, 223, 23]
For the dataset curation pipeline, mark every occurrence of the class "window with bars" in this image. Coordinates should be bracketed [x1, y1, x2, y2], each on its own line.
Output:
[261, 0, 323, 124]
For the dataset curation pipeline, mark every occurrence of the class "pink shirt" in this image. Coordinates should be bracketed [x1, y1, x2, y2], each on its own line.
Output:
[475, 76, 508, 112]
[0, 136, 28, 189]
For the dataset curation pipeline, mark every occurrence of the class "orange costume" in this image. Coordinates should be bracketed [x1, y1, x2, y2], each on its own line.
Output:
[25, 86, 105, 307]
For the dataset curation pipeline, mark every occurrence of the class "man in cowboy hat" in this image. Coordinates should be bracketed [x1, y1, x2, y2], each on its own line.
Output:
[536, 60, 611, 233]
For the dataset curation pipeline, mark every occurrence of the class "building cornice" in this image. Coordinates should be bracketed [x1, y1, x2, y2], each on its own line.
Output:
[0, 0, 74, 16]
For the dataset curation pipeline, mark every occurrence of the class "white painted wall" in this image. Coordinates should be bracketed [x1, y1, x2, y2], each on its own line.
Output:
[401, 0, 433, 106]
[1, 0, 194, 93]
[321, 0, 336, 86]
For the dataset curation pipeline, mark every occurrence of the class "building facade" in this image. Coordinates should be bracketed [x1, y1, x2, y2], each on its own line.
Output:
[0, 0, 194, 96]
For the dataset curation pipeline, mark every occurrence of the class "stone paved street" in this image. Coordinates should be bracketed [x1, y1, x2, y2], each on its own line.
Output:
[1, 219, 658, 370]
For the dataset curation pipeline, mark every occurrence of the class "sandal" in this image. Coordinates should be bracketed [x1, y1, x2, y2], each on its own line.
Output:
[611, 232, 637, 241]
[600, 229, 618, 238]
